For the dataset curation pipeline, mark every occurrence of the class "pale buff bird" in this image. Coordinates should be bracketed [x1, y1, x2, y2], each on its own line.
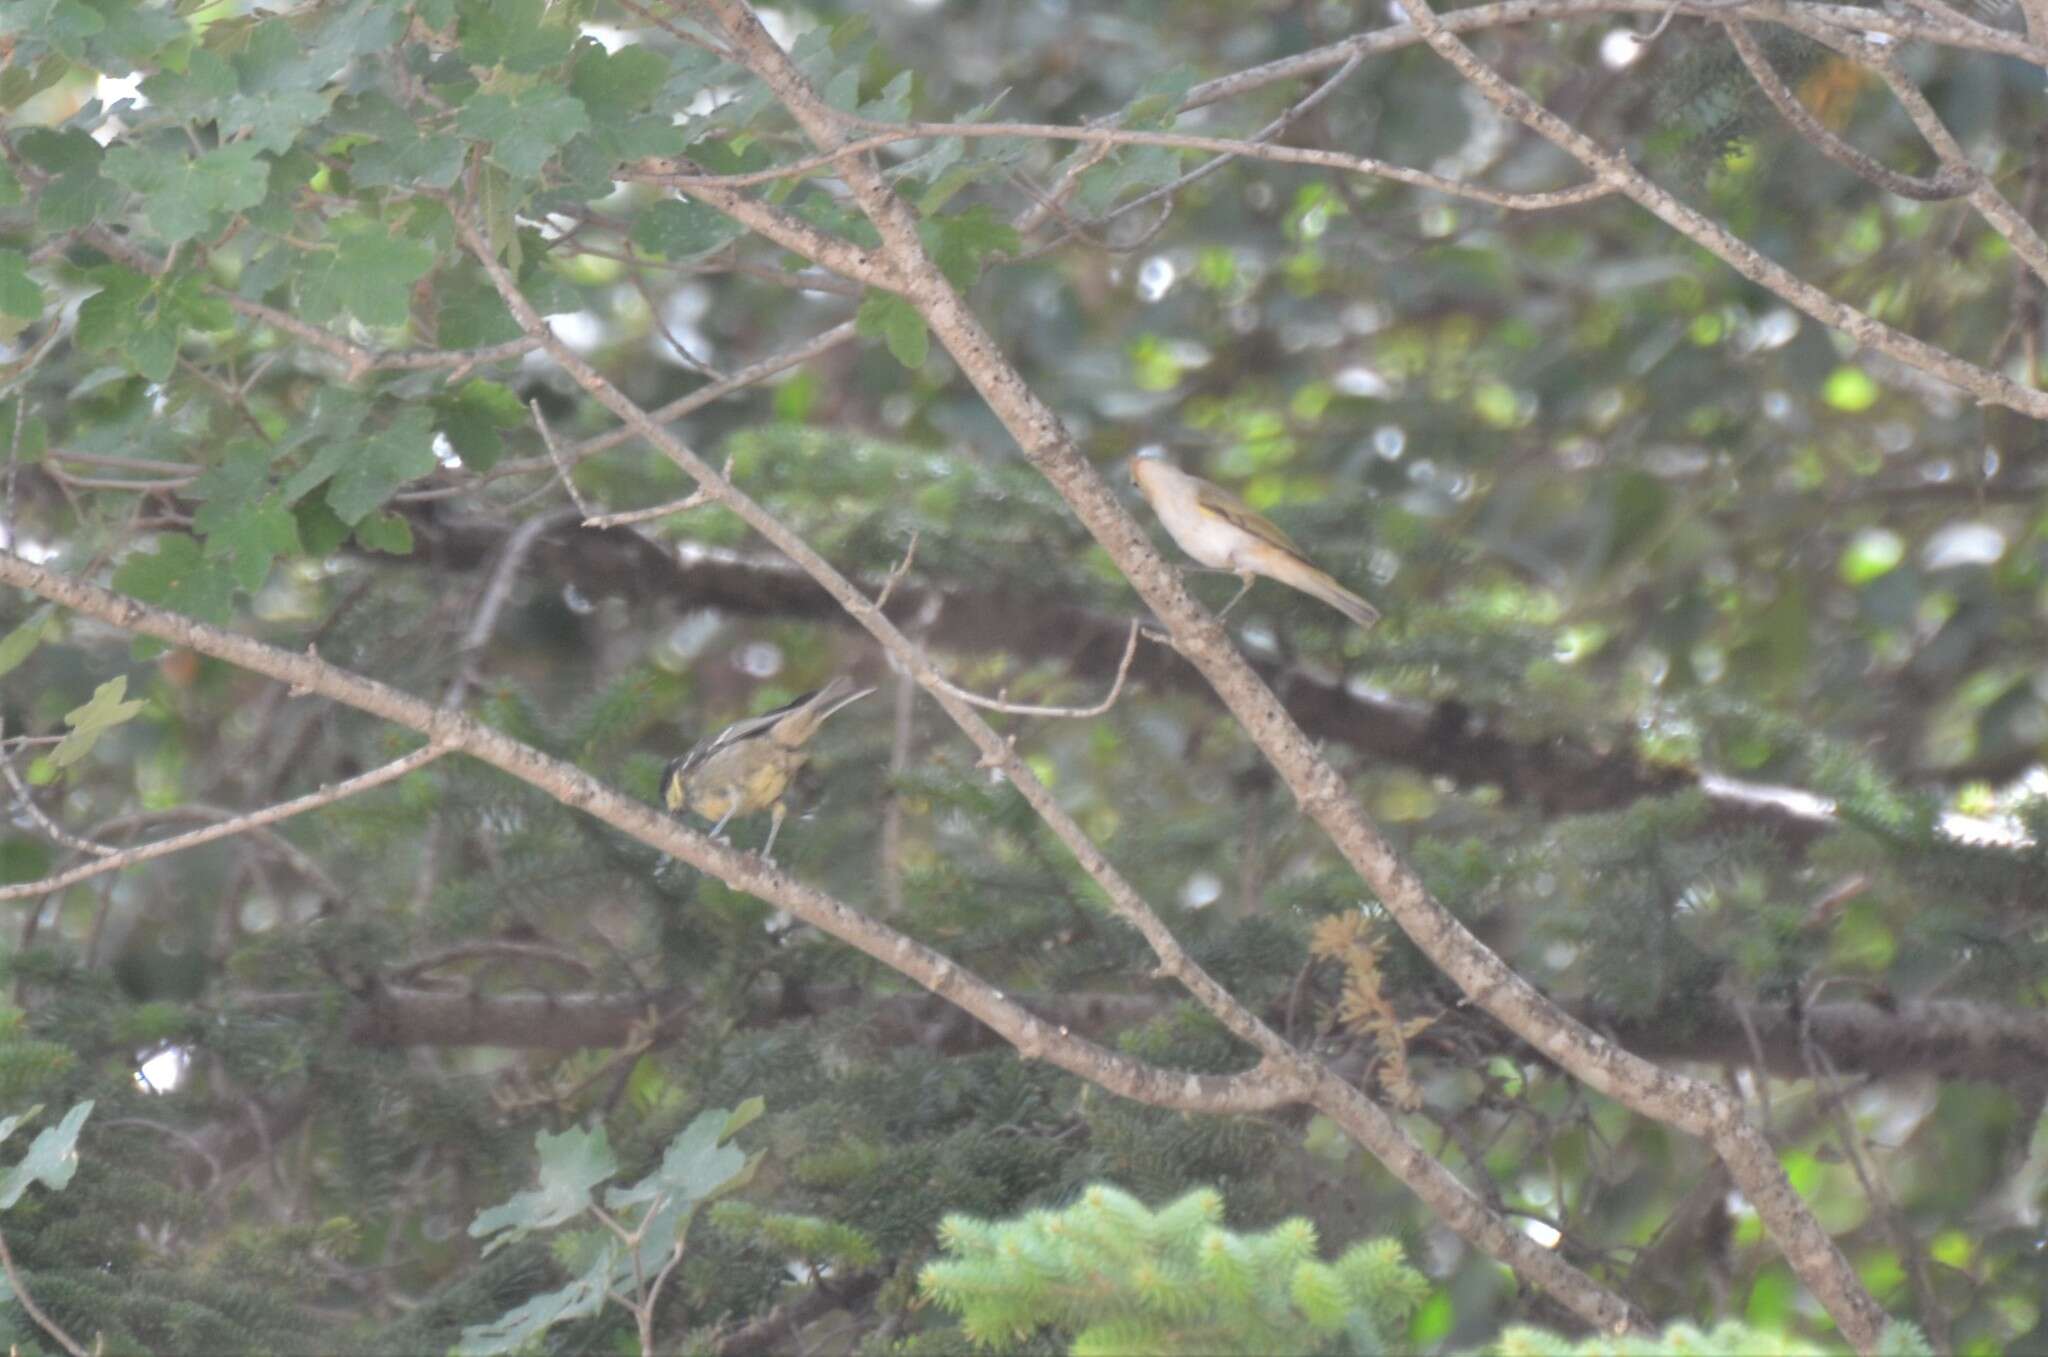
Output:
[1128, 450, 1379, 629]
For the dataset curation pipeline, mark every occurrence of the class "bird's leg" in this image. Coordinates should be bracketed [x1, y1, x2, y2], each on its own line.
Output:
[707, 802, 737, 842]
[1213, 573, 1255, 620]
[759, 802, 787, 863]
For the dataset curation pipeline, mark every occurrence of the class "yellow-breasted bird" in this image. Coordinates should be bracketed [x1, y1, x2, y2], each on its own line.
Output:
[661, 677, 874, 862]
[1129, 449, 1379, 629]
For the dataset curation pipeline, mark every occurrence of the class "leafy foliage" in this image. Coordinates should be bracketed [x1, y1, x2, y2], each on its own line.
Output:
[459, 1100, 762, 1355]
[919, 1183, 1430, 1354]
[1, 0, 2045, 1351]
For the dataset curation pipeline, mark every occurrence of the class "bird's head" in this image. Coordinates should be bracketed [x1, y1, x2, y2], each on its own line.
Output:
[1127, 444, 1169, 490]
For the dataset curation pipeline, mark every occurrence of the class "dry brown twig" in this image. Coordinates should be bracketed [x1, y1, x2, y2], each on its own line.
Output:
[925, 619, 1145, 720]
[0, 744, 448, 903]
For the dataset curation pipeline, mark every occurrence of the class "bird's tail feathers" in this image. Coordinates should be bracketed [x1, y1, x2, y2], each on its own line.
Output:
[1269, 556, 1379, 629]
[773, 676, 875, 745]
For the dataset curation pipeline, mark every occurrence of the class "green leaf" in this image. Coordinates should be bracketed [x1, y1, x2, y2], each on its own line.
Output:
[326, 407, 437, 524]
[292, 496, 351, 556]
[15, 127, 99, 175]
[921, 205, 1018, 290]
[0, 1101, 92, 1209]
[103, 141, 269, 245]
[75, 265, 152, 355]
[36, 164, 119, 232]
[457, 90, 591, 178]
[0, 606, 54, 678]
[631, 199, 742, 260]
[295, 225, 437, 329]
[0, 250, 45, 320]
[138, 46, 234, 112]
[608, 1105, 760, 1279]
[469, 1124, 616, 1255]
[1122, 65, 1197, 130]
[436, 379, 525, 470]
[458, 0, 574, 73]
[857, 291, 928, 369]
[353, 510, 413, 555]
[0, 397, 47, 462]
[52, 678, 146, 769]
[434, 277, 522, 349]
[455, 1250, 609, 1356]
[608, 1107, 747, 1211]
[198, 494, 301, 590]
[570, 40, 667, 123]
[112, 533, 236, 623]
[0, 1106, 43, 1151]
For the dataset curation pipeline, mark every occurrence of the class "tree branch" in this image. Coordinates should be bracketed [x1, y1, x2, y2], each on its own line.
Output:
[0, 745, 448, 903]
[0, 546, 1308, 1121]
[1718, 19, 1971, 202]
[686, 0, 1867, 1339]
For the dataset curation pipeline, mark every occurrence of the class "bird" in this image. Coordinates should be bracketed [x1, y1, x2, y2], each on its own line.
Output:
[1128, 449, 1379, 629]
[660, 677, 874, 862]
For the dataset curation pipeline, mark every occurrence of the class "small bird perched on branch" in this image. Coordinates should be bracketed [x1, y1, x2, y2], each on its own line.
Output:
[661, 677, 874, 862]
[1129, 449, 1379, 629]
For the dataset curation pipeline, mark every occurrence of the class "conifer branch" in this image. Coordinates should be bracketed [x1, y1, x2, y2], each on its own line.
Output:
[0, 1226, 92, 1357]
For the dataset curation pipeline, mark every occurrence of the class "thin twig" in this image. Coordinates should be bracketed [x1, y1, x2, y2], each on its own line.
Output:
[580, 454, 735, 529]
[445, 506, 579, 708]
[923, 619, 1144, 719]
[0, 745, 447, 902]
[533, 402, 598, 519]
[0, 717, 116, 858]
[0, 1225, 92, 1357]
[1719, 19, 1969, 201]
[873, 531, 917, 611]
[464, 323, 857, 498]
[1092, 50, 1369, 232]
[1800, 1017, 1950, 1352]
[1760, 7, 2048, 291]
[656, 116, 1613, 213]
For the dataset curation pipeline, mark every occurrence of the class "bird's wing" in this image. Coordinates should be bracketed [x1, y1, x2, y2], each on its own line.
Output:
[1193, 478, 1304, 555]
[677, 689, 821, 775]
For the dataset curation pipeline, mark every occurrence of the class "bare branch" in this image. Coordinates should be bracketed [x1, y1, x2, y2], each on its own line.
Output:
[1389, 2, 2045, 423]
[1719, 19, 1970, 201]
[581, 453, 735, 529]
[445, 162, 1644, 1329]
[0, 546, 1315, 1122]
[926, 619, 1145, 720]
[533, 402, 598, 520]
[0, 716, 116, 858]
[1810, 24, 2048, 289]
[872, 530, 917, 612]
[0, 744, 447, 903]
[442, 321, 859, 498]
[1176, 2, 2048, 113]
[621, 168, 909, 292]
[656, 116, 1612, 214]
